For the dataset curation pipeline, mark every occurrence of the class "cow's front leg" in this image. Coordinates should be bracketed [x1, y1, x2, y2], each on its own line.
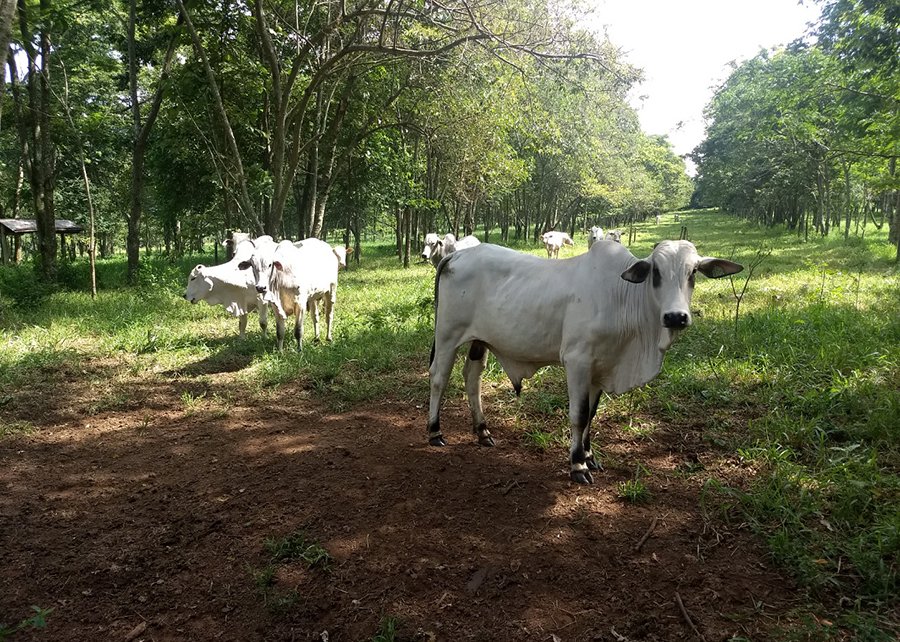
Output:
[238, 313, 249, 338]
[463, 341, 493, 446]
[275, 315, 286, 352]
[295, 306, 304, 351]
[324, 285, 336, 342]
[308, 299, 321, 342]
[565, 363, 594, 484]
[583, 387, 603, 472]
[258, 303, 268, 335]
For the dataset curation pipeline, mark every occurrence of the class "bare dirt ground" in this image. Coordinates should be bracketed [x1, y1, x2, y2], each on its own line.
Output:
[1, 361, 803, 641]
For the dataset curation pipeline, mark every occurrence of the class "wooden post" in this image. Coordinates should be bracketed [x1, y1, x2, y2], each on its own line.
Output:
[14, 234, 22, 264]
[0, 225, 7, 265]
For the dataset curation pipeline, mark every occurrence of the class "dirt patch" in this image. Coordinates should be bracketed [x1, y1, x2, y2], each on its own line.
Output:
[2, 375, 801, 641]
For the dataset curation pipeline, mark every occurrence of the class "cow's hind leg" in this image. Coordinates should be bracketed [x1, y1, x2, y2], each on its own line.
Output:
[238, 314, 249, 338]
[583, 387, 603, 471]
[427, 340, 459, 447]
[565, 363, 595, 484]
[463, 341, 493, 446]
[308, 299, 321, 342]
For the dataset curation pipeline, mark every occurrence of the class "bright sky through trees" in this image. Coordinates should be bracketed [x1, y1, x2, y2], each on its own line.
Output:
[590, 0, 822, 171]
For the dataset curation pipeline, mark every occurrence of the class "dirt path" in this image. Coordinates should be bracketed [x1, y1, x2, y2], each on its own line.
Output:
[1, 378, 798, 641]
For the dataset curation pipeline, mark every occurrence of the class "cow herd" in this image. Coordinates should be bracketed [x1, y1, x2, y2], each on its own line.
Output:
[185, 235, 348, 351]
[184, 229, 743, 483]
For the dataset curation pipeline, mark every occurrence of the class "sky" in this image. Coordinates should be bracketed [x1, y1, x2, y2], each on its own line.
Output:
[587, 0, 822, 171]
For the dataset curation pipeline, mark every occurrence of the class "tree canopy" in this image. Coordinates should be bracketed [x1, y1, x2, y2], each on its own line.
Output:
[1, 0, 695, 279]
[692, 0, 900, 257]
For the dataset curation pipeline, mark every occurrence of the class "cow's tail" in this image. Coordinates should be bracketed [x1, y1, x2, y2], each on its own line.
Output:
[430, 253, 453, 367]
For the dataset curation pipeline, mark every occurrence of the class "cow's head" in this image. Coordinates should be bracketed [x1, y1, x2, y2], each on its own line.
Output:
[235, 238, 275, 295]
[184, 264, 212, 303]
[621, 240, 742, 334]
[421, 233, 442, 262]
[589, 226, 604, 242]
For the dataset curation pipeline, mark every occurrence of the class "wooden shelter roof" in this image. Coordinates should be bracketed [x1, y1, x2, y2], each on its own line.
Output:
[0, 219, 84, 234]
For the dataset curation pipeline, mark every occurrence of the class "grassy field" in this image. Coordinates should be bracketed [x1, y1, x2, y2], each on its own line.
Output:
[1, 209, 898, 638]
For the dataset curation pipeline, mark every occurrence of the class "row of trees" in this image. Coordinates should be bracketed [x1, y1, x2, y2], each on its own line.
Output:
[692, 0, 900, 259]
[1, 0, 692, 282]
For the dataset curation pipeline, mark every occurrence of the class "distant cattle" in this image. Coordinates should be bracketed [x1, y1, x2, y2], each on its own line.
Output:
[420, 233, 481, 268]
[265, 238, 345, 351]
[587, 226, 604, 249]
[541, 231, 574, 258]
[184, 239, 268, 337]
[604, 229, 623, 243]
[425, 240, 743, 484]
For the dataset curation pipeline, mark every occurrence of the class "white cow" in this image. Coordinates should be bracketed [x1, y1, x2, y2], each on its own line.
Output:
[541, 231, 574, 258]
[587, 226, 604, 249]
[265, 238, 344, 352]
[425, 240, 742, 484]
[420, 233, 481, 268]
[184, 239, 269, 337]
[604, 229, 623, 243]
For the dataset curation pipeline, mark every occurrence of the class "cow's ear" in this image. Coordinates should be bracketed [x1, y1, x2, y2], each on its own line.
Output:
[621, 260, 651, 283]
[273, 261, 284, 271]
[345, 246, 354, 254]
[697, 258, 743, 279]
[237, 260, 252, 270]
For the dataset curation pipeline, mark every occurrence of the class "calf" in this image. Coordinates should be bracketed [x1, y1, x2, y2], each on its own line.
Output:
[264, 238, 343, 351]
[604, 229, 623, 243]
[426, 240, 742, 484]
[541, 231, 574, 258]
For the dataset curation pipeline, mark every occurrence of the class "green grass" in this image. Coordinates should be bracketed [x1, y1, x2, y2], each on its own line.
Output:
[264, 531, 333, 570]
[1, 211, 898, 636]
[371, 616, 400, 642]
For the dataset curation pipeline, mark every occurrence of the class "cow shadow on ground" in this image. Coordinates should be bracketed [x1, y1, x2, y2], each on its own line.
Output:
[0, 313, 808, 642]
[0, 393, 792, 642]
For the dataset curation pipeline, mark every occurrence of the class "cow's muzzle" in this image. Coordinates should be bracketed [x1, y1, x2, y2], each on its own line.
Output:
[663, 311, 690, 328]
[256, 286, 267, 294]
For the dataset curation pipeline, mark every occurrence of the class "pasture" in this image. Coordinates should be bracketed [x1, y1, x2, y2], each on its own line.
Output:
[1, 210, 898, 640]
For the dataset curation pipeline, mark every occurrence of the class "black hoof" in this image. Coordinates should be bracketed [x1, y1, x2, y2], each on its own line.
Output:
[586, 458, 602, 471]
[428, 435, 447, 447]
[478, 434, 495, 447]
[570, 470, 594, 485]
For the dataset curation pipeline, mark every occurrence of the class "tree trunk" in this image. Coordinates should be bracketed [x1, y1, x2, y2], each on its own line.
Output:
[126, 0, 180, 283]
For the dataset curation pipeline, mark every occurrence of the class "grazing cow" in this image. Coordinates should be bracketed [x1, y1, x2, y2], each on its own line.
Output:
[420, 233, 481, 268]
[604, 229, 623, 243]
[541, 231, 575, 258]
[264, 238, 344, 352]
[655, 214, 661, 225]
[184, 240, 268, 337]
[587, 226, 604, 249]
[426, 240, 743, 484]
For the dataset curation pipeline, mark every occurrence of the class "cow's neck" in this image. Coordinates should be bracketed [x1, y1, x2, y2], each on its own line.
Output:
[602, 279, 673, 394]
